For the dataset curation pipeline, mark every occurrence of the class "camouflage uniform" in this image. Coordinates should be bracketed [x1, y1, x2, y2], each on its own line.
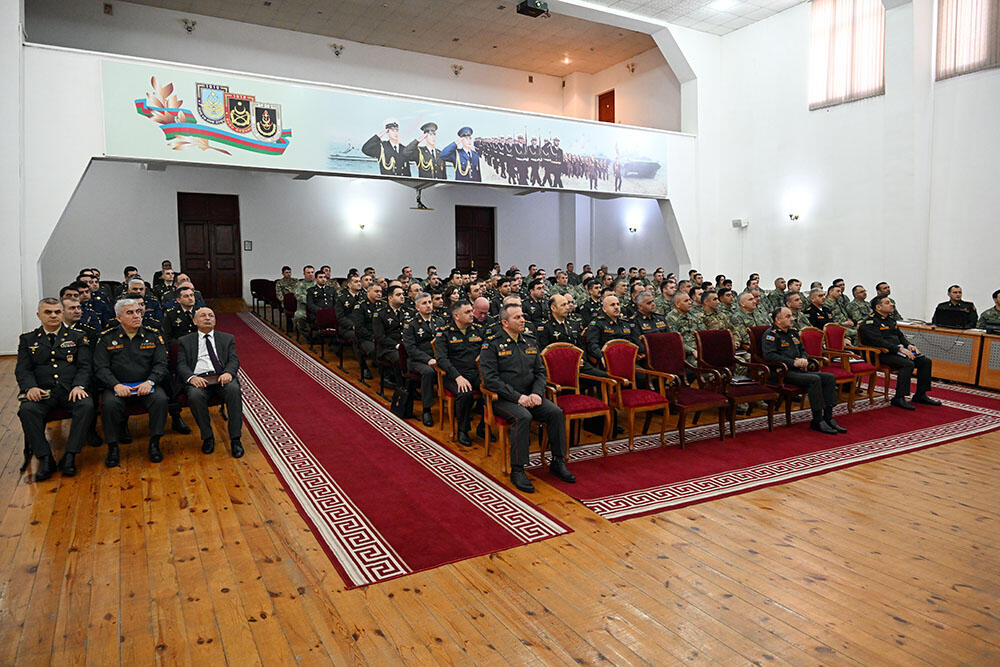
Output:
[845, 298, 873, 325]
[793, 310, 812, 331]
[292, 279, 315, 325]
[826, 295, 857, 340]
[275, 277, 298, 301]
[665, 309, 702, 363]
[653, 294, 675, 316]
[978, 307, 1000, 329]
[700, 309, 739, 343]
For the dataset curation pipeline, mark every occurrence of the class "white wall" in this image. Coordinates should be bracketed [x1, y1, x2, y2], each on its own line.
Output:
[1, 0, 24, 349]
[25, 0, 566, 115]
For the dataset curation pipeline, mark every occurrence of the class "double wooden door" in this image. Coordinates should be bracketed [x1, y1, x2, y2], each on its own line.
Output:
[177, 192, 243, 299]
[455, 205, 495, 273]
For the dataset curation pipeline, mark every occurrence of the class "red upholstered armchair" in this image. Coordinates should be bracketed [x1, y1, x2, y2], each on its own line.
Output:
[746, 325, 808, 427]
[642, 332, 728, 448]
[799, 327, 857, 412]
[311, 307, 338, 360]
[694, 328, 777, 434]
[825, 324, 878, 402]
[601, 340, 670, 451]
[540, 343, 615, 456]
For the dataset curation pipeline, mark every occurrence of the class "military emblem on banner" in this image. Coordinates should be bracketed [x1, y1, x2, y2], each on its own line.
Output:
[196, 83, 228, 124]
[224, 92, 255, 133]
[252, 102, 282, 142]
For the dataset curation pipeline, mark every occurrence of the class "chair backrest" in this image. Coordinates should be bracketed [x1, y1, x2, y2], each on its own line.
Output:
[642, 331, 686, 377]
[314, 307, 337, 329]
[282, 292, 297, 313]
[824, 323, 847, 351]
[695, 328, 736, 368]
[799, 327, 824, 357]
[250, 278, 271, 300]
[541, 343, 582, 390]
[746, 325, 771, 362]
[602, 340, 638, 384]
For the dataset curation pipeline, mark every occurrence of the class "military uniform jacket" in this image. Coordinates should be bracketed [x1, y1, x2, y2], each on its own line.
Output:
[293, 280, 315, 315]
[578, 299, 603, 328]
[306, 284, 337, 317]
[336, 290, 364, 333]
[586, 315, 640, 362]
[729, 308, 760, 348]
[434, 322, 484, 380]
[537, 316, 582, 350]
[932, 300, 978, 328]
[361, 135, 411, 176]
[161, 305, 197, 343]
[152, 282, 177, 304]
[653, 294, 675, 316]
[858, 313, 910, 352]
[870, 296, 902, 321]
[665, 309, 701, 357]
[761, 326, 809, 367]
[699, 310, 737, 340]
[94, 325, 168, 388]
[794, 310, 812, 331]
[479, 329, 546, 403]
[275, 277, 299, 300]
[402, 140, 447, 179]
[826, 296, 853, 325]
[633, 311, 668, 338]
[402, 315, 439, 364]
[142, 296, 164, 329]
[522, 297, 547, 325]
[805, 304, 833, 329]
[66, 321, 98, 348]
[16, 325, 92, 393]
[978, 307, 1000, 329]
[356, 299, 381, 340]
[373, 306, 411, 359]
[846, 298, 873, 324]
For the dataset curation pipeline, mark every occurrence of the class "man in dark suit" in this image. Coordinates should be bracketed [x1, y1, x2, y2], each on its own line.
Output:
[361, 119, 412, 176]
[16, 298, 96, 480]
[177, 307, 245, 458]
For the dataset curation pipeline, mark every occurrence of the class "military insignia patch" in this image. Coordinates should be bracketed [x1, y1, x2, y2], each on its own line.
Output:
[196, 83, 229, 124]
[252, 102, 282, 142]
[224, 93, 255, 133]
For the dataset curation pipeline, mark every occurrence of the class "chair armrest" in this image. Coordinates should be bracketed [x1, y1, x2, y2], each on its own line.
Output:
[643, 369, 678, 397]
[580, 373, 616, 403]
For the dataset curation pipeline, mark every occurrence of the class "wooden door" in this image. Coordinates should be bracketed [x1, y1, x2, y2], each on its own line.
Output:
[598, 89, 615, 123]
[177, 193, 242, 299]
[454, 205, 495, 273]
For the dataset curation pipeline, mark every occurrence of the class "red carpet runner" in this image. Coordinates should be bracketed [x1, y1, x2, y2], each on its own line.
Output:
[224, 313, 569, 588]
[528, 382, 1000, 521]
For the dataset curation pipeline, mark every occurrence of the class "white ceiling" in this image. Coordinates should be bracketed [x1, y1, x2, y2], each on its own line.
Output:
[122, 0, 805, 76]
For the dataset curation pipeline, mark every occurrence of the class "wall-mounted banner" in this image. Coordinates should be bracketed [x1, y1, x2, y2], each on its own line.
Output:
[103, 59, 669, 198]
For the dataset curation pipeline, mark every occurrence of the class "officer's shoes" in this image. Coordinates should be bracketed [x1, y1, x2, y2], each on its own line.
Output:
[201, 437, 215, 454]
[361, 368, 373, 381]
[891, 396, 915, 411]
[510, 469, 535, 493]
[231, 439, 244, 458]
[105, 444, 120, 468]
[809, 420, 839, 435]
[913, 394, 941, 406]
[34, 454, 58, 482]
[58, 452, 77, 477]
[119, 425, 133, 444]
[148, 439, 164, 463]
[475, 420, 486, 439]
[172, 415, 192, 434]
[422, 410, 434, 427]
[826, 418, 848, 434]
[549, 458, 576, 483]
[456, 431, 473, 447]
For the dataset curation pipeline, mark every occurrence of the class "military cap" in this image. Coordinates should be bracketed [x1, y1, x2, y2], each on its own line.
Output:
[420, 122, 438, 133]
[384, 118, 399, 130]
[457, 126, 473, 137]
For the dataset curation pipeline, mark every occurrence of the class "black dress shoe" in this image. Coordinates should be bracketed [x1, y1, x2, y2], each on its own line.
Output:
[172, 415, 192, 434]
[891, 396, 915, 411]
[422, 411, 434, 427]
[456, 431, 472, 447]
[105, 443, 120, 468]
[20, 444, 32, 473]
[34, 454, 57, 482]
[549, 458, 576, 483]
[475, 420, 486, 439]
[913, 394, 941, 406]
[510, 469, 535, 493]
[119, 426, 133, 444]
[58, 452, 77, 477]
[362, 367, 373, 380]
[826, 418, 848, 434]
[230, 439, 244, 458]
[809, 420, 839, 435]
[148, 439, 164, 463]
[201, 437, 216, 454]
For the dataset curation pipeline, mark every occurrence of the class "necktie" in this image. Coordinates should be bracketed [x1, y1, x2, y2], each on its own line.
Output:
[205, 334, 223, 374]
[48, 333, 56, 347]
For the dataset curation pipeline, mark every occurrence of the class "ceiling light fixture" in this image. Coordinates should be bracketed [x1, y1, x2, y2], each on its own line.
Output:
[451, 64, 464, 77]
[562, 56, 570, 64]
[182, 18, 196, 33]
[330, 43, 344, 57]
[625, 61, 636, 74]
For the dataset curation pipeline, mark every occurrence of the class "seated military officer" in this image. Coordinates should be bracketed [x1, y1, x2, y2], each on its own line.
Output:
[586, 293, 640, 366]
[784, 292, 812, 330]
[275, 265, 298, 301]
[577, 279, 604, 327]
[666, 292, 702, 364]
[859, 295, 941, 410]
[126, 278, 164, 330]
[373, 285, 411, 386]
[402, 293, 439, 420]
[804, 288, 833, 329]
[931, 285, 978, 329]
[305, 271, 337, 334]
[522, 279, 548, 325]
[435, 300, 486, 444]
[633, 291, 668, 338]
[292, 265, 317, 339]
[762, 307, 845, 435]
[872, 282, 902, 321]
[152, 268, 177, 303]
[152, 259, 172, 286]
[355, 283, 383, 380]
[978, 289, 1000, 329]
[480, 304, 576, 493]
[846, 284, 873, 324]
[16, 298, 96, 480]
[94, 298, 170, 466]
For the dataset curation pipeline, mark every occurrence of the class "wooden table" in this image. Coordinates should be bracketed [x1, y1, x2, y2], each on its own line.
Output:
[979, 334, 1000, 390]
[897, 323, 983, 385]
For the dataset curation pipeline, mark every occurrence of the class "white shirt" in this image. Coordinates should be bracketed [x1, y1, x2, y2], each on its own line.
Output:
[192, 330, 219, 377]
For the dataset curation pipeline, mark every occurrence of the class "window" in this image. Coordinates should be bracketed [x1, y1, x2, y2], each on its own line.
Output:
[808, 0, 886, 110]
[937, 0, 1000, 81]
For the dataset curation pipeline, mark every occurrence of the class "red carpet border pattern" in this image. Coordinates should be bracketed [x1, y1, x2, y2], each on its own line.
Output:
[236, 313, 568, 587]
[528, 382, 1000, 521]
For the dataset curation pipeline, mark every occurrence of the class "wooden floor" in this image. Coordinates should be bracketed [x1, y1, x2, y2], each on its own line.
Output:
[2, 307, 999, 665]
